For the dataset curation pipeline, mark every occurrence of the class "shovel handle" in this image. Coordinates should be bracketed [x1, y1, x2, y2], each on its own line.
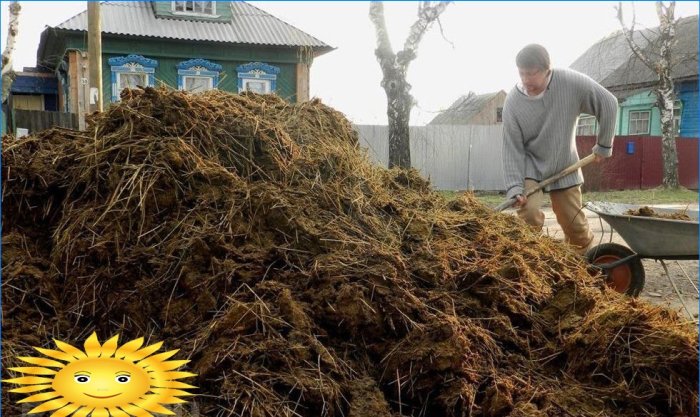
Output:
[494, 153, 597, 212]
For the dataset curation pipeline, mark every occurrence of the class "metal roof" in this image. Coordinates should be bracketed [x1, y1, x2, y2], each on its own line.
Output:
[570, 15, 698, 90]
[53, 1, 332, 50]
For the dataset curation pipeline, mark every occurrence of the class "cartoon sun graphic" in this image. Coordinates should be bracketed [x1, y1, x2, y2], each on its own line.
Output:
[5, 333, 196, 416]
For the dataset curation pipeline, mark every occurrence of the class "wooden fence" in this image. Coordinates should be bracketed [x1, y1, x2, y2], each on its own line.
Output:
[355, 125, 698, 191]
[578, 136, 699, 191]
[10, 109, 78, 136]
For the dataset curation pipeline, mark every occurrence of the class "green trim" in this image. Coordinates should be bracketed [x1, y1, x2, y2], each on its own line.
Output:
[64, 33, 301, 63]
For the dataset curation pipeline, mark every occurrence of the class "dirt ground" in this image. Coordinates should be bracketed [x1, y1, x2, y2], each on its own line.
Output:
[531, 204, 699, 321]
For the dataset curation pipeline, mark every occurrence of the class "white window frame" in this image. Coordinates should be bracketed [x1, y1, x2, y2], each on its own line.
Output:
[237, 62, 279, 95]
[673, 102, 681, 135]
[182, 75, 214, 93]
[116, 72, 148, 92]
[243, 79, 271, 94]
[177, 59, 221, 92]
[171, 1, 216, 16]
[109, 55, 158, 102]
[628, 110, 651, 135]
[577, 115, 597, 136]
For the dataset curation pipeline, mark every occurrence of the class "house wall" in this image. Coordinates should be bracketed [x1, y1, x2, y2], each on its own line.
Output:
[468, 93, 505, 125]
[619, 90, 660, 135]
[101, 53, 297, 105]
[11, 95, 45, 111]
[678, 80, 698, 137]
[60, 33, 302, 111]
[11, 94, 58, 111]
[618, 84, 698, 137]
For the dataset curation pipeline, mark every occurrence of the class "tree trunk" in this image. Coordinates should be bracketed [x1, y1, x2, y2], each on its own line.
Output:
[385, 73, 412, 168]
[657, 64, 679, 189]
[369, 1, 450, 169]
[1, 1, 21, 103]
[656, 2, 679, 188]
[617, 1, 680, 188]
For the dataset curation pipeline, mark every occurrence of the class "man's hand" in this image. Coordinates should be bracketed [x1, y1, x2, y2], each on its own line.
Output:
[513, 194, 527, 208]
[594, 154, 605, 163]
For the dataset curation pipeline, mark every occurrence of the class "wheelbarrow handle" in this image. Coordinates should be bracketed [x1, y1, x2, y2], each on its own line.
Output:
[494, 153, 597, 212]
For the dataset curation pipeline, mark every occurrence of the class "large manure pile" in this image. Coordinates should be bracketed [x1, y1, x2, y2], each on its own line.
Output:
[3, 88, 697, 417]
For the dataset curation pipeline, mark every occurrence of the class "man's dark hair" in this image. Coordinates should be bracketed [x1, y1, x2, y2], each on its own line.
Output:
[516, 44, 551, 70]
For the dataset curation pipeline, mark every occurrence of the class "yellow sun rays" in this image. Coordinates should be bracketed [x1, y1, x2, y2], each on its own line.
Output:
[4, 333, 196, 417]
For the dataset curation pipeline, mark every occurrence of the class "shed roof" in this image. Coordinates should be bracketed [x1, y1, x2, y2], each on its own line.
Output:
[428, 91, 505, 125]
[11, 70, 58, 95]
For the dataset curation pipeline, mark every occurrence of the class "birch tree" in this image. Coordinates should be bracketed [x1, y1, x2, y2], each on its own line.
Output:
[617, 1, 680, 188]
[2, 0, 21, 103]
[369, 1, 450, 169]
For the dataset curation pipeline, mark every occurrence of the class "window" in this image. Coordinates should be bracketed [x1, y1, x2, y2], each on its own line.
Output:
[577, 115, 597, 135]
[496, 107, 503, 123]
[172, 1, 215, 15]
[628, 110, 650, 135]
[108, 55, 158, 102]
[244, 80, 270, 94]
[177, 59, 221, 93]
[236, 62, 280, 95]
[183, 76, 213, 93]
[673, 103, 681, 135]
[118, 72, 147, 90]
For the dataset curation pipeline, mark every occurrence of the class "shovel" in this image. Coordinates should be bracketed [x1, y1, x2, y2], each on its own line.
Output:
[494, 153, 597, 212]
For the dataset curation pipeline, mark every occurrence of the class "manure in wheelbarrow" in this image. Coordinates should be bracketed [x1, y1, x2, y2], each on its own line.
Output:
[626, 206, 691, 221]
[2, 87, 698, 417]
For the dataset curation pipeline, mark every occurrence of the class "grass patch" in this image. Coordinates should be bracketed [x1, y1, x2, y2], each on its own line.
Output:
[582, 187, 698, 205]
[438, 187, 698, 207]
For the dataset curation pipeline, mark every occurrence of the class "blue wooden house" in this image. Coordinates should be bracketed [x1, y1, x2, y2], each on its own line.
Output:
[17, 1, 332, 131]
[571, 15, 698, 138]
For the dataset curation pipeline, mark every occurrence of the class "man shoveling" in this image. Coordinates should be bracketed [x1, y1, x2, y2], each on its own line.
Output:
[501, 44, 618, 254]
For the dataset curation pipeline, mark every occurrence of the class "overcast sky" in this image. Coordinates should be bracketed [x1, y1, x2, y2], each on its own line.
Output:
[2, 1, 698, 124]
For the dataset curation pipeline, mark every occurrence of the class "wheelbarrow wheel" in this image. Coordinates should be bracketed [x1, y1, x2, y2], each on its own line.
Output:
[586, 243, 645, 297]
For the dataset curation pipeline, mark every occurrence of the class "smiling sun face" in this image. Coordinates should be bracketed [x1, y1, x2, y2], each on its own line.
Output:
[52, 357, 150, 408]
[5, 333, 196, 416]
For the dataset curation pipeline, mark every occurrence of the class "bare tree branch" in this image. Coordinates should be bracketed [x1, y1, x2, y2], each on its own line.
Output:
[435, 16, 455, 49]
[399, 1, 450, 68]
[369, 2, 395, 70]
[617, 2, 654, 69]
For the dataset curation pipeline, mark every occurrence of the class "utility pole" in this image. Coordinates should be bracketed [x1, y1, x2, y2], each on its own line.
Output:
[88, 1, 102, 112]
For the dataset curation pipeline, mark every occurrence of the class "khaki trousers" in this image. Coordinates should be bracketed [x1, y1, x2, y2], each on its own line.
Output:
[516, 179, 594, 254]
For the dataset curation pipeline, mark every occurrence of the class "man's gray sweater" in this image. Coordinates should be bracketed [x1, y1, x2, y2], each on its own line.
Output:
[502, 68, 618, 199]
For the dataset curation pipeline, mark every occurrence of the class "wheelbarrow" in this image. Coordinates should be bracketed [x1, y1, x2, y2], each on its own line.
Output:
[585, 201, 699, 317]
